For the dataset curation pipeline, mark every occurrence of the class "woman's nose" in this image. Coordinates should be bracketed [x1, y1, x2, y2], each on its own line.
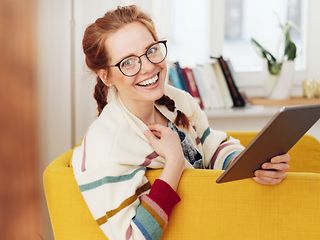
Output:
[139, 55, 155, 74]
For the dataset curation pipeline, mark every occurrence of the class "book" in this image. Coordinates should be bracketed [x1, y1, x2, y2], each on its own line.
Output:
[211, 56, 246, 107]
[212, 62, 233, 108]
[182, 67, 204, 109]
[168, 65, 184, 90]
[198, 64, 224, 109]
[192, 66, 213, 110]
[173, 62, 190, 92]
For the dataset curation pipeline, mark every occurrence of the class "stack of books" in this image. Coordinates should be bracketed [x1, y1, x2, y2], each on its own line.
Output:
[168, 56, 246, 110]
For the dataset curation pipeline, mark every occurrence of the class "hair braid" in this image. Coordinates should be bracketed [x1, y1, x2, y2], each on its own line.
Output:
[94, 77, 108, 115]
[156, 95, 190, 129]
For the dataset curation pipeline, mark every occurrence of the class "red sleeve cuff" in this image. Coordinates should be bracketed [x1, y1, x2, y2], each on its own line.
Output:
[147, 179, 181, 217]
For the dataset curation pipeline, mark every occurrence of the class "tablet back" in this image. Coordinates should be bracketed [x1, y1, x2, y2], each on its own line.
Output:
[216, 104, 320, 183]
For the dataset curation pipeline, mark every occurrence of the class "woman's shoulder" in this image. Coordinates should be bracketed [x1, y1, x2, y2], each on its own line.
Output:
[72, 103, 126, 175]
[87, 101, 126, 140]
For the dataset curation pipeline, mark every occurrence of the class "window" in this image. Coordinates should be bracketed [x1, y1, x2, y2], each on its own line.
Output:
[223, 0, 305, 72]
[169, 0, 210, 67]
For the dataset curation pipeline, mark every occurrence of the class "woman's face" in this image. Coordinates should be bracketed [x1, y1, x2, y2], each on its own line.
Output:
[104, 22, 167, 108]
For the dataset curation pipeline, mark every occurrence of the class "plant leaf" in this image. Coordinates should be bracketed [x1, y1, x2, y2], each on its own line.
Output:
[268, 62, 282, 76]
[282, 22, 297, 61]
[285, 41, 297, 60]
[251, 38, 277, 63]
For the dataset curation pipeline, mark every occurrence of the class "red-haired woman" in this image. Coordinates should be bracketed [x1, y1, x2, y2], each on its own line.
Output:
[72, 5, 290, 239]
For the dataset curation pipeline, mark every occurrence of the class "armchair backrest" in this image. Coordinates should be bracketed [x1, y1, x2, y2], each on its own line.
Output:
[43, 133, 320, 239]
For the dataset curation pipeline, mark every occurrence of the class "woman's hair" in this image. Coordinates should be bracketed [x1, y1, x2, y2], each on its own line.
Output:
[82, 5, 189, 129]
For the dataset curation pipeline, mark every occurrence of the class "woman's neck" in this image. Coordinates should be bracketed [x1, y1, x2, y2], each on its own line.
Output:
[134, 105, 157, 125]
[118, 95, 157, 125]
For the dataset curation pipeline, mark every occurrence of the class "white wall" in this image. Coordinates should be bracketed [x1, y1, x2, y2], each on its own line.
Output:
[306, 0, 320, 78]
[38, 0, 72, 167]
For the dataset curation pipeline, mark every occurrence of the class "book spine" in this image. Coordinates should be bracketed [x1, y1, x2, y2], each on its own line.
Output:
[183, 67, 204, 109]
[168, 65, 184, 90]
[202, 64, 224, 109]
[216, 57, 246, 107]
[212, 63, 233, 108]
[192, 66, 213, 110]
[174, 62, 190, 92]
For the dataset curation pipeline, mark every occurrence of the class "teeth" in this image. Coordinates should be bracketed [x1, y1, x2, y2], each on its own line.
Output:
[137, 75, 158, 86]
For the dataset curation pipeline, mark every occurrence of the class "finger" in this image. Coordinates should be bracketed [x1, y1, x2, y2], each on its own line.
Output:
[144, 130, 159, 144]
[151, 130, 161, 138]
[253, 177, 282, 185]
[255, 170, 286, 179]
[147, 124, 168, 132]
[270, 153, 290, 163]
[262, 162, 289, 171]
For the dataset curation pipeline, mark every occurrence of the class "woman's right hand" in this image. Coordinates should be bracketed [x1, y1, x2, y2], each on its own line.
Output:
[144, 124, 184, 161]
[144, 124, 185, 190]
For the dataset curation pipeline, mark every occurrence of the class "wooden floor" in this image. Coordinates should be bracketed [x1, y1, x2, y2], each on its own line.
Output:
[0, 0, 43, 239]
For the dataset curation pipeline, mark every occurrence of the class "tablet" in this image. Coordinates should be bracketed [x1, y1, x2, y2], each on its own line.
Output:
[216, 104, 320, 184]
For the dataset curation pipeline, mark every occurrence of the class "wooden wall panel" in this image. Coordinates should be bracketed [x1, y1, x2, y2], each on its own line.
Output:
[0, 0, 42, 239]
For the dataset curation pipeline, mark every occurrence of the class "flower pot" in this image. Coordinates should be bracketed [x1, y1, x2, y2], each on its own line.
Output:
[268, 61, 295, 100]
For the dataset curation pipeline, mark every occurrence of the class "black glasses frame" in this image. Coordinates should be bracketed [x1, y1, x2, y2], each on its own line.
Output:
[108, 40, 168, 77]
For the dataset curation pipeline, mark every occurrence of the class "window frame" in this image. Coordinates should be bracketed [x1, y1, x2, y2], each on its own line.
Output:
[209, 0, 317, 97]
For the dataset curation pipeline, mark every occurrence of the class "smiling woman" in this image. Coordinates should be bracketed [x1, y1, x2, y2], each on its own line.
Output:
[74, 6, 191, 238]
[59, 5, 291, 240]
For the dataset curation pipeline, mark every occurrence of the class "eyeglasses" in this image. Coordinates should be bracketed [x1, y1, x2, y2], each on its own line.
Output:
[108, 40, 167, 77]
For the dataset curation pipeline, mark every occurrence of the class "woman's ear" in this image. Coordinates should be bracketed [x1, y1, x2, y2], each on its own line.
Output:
[97, 69, 107, 84]
[97, 69, 112, 87]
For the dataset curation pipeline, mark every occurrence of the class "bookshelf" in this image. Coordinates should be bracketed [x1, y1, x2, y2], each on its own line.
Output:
[168, 57, 319, 139]
[206, 98, 320, 140]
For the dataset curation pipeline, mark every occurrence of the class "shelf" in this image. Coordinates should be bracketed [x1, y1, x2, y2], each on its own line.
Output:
[205, 98, 320, 141]
[205, 97, 320, 118]
[205, 105, 278, 118]
[249, 97, 320, 106]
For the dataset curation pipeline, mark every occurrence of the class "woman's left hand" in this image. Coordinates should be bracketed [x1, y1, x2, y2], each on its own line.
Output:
[253, 153, 290, 185]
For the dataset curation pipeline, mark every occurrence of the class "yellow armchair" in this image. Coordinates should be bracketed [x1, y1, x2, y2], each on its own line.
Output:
[43, 132, 320, 240]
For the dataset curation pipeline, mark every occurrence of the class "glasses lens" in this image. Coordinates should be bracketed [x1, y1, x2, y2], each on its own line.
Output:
[119, 56, 140, 76]
[146, 42, 167, 64]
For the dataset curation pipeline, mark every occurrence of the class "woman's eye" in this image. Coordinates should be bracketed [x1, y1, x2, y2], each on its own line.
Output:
[121, 58, 135, 68]
[147, 45, 158, 55]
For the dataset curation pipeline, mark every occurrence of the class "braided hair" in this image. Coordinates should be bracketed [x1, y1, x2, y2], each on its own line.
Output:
[156, 95, 189, 129]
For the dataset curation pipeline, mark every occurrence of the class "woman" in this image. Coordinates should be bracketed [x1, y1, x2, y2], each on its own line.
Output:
[72, 5, 290, 239]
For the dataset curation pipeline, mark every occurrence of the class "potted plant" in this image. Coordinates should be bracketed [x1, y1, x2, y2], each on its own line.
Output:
[251, 21, 298, 99]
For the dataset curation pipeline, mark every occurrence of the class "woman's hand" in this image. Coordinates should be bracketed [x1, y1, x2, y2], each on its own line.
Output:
[144, 124, 184, 163]
[253, 153, 290, 185]
[144, 124, 185, 190]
